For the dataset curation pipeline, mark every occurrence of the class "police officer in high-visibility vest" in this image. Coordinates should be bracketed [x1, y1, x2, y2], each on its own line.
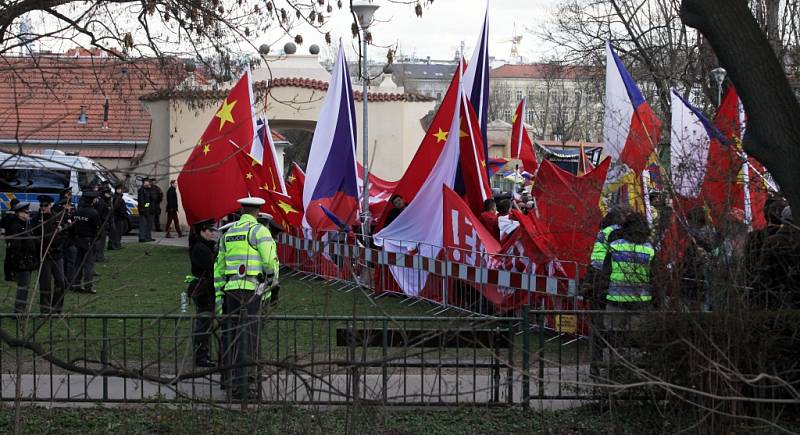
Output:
[214, 197, 279, 399]
[602, 212, 655, 331]
[586, 206, 627, 375]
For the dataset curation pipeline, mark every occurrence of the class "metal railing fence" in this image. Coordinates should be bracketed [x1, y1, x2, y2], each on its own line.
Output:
[0, 309, 663, 406]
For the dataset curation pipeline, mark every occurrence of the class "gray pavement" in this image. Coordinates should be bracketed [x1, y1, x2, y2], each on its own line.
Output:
[0, 368, 590, 409]
[122, 230, 188, 248]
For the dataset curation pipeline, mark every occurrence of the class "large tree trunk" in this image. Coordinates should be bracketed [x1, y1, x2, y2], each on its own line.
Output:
[681, 0, 800, 213]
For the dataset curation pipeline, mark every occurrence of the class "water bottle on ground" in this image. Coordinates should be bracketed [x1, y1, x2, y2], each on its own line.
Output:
[180, 291, 188, 313]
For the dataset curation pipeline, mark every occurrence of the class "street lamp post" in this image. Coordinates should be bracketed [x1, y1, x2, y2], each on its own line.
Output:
[710, 67, 727, 107]
[352, 1, 379, 238]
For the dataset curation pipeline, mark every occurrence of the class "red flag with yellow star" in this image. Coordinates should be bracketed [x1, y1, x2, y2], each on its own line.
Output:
[263, 189, 303, 229]
[285, 163, 305, 208]
[178, 70, 259, 224]
[374, 60, 465, 230]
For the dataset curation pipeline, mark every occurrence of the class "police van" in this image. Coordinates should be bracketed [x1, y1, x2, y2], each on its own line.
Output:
[0, 149, 139, 233]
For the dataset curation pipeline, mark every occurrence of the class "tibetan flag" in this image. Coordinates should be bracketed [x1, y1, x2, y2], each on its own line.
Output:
[577, 142, 594, 176]
[178, 69, 259, 224]
[670, 88, 726, 198]
[302, 44, 359, 231]
[463, 7, 490, 176]
[255, 118, 286, 194]
[603, 42, 661, 174]
[510, 97, 538, 174]
[487, 157, 508, 177]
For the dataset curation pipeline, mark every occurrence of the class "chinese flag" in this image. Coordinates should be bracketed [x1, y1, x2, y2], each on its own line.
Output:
[375, 60, 465, 230]
[178, 70, 259, 225]
[263, 189, 303, 229]
[285, 163, 305, 213]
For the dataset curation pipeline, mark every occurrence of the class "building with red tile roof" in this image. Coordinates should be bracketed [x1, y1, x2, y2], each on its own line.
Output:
[0, 50, 186, 170]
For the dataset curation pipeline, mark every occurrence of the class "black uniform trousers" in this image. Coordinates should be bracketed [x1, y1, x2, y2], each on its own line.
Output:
[220, 290, 262, 394]
[95, 225, 108, 262]
[72, 237, 95, 291]
[188, 279, 215, 361]
[109, 218, 125, 249]
[39, 255, 66, 313]
[4, 242, 14, 282]
[13, 271, 31, 314]
[62, 243, 77, 288]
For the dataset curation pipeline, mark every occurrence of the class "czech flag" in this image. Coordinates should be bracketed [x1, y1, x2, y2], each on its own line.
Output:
[302, 43, 359, 231]
[603, 41, 661, 174]
[670, 88, 726, 198]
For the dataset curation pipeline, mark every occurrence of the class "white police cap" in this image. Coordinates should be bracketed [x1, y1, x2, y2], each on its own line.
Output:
[238, 197, 265, 207]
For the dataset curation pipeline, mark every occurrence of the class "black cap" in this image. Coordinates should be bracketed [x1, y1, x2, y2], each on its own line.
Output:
[12, 202, 30, 212]
[60, 187, 72, 195]
[82, 191, 98, 199]
[193, 218, 217, 232]
[37, 195, 55, 205]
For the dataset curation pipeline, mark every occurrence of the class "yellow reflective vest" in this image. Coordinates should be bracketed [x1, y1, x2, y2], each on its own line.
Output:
[213, 214, 279, 310]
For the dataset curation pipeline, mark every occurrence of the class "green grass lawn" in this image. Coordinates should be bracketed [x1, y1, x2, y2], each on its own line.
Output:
[0, 242, 431, 317]
[0, 243, 456, 371]
[0, 243, 584, 376]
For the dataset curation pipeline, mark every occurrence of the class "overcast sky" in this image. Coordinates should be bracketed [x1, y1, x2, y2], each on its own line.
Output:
[259, 0, 560, 63]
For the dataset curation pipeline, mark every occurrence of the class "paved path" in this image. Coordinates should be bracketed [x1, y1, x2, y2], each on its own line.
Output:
[0, 368, 590, 409]
[121, 230, 187, 248]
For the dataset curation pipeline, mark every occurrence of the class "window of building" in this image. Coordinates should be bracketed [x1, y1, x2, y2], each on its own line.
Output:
[503, 109, 512, 120]
[515, 90, 523, 101]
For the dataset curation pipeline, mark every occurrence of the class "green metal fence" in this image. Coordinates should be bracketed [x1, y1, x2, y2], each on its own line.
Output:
[0, 309, 647, 406]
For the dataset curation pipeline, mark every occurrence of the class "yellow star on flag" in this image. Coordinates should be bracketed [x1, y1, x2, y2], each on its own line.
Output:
[459, 129, 469, 138]
[433, 128, 448, 143]
[245, 172, 253, 180]
[512, 113, 517, 123]
[215, 98, 237, 131]
[278, 201, 298, 214]
[202, 144, 211, 155]
[261, 183, 270, 190]
[287, 174, 296, 183]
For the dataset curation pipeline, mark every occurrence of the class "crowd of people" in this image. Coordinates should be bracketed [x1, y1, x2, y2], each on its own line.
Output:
[0, 177, 186, 315]
[1, 183, 128, 313]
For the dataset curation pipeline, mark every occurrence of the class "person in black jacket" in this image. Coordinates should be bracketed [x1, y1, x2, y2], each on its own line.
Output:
[187, 218, 218, 367]
[94, 185, 112, 262]
[6, 202, 38, 313]
[34, 195, 68, 313]
[165, 180, 183, 238]
[151, 178, 164, 232]
[71, 191, 101, 294]
[2, 198, 20, 282]
[137, 178, 154, 242]
[108, 183, 127, 250]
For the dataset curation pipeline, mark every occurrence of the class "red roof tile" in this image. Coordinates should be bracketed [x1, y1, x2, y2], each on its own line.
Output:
[0, 146, 144, 159]
[490, 64, 601, 80]
[0, 54, 185, 147]
[141, 77, 435, 102]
